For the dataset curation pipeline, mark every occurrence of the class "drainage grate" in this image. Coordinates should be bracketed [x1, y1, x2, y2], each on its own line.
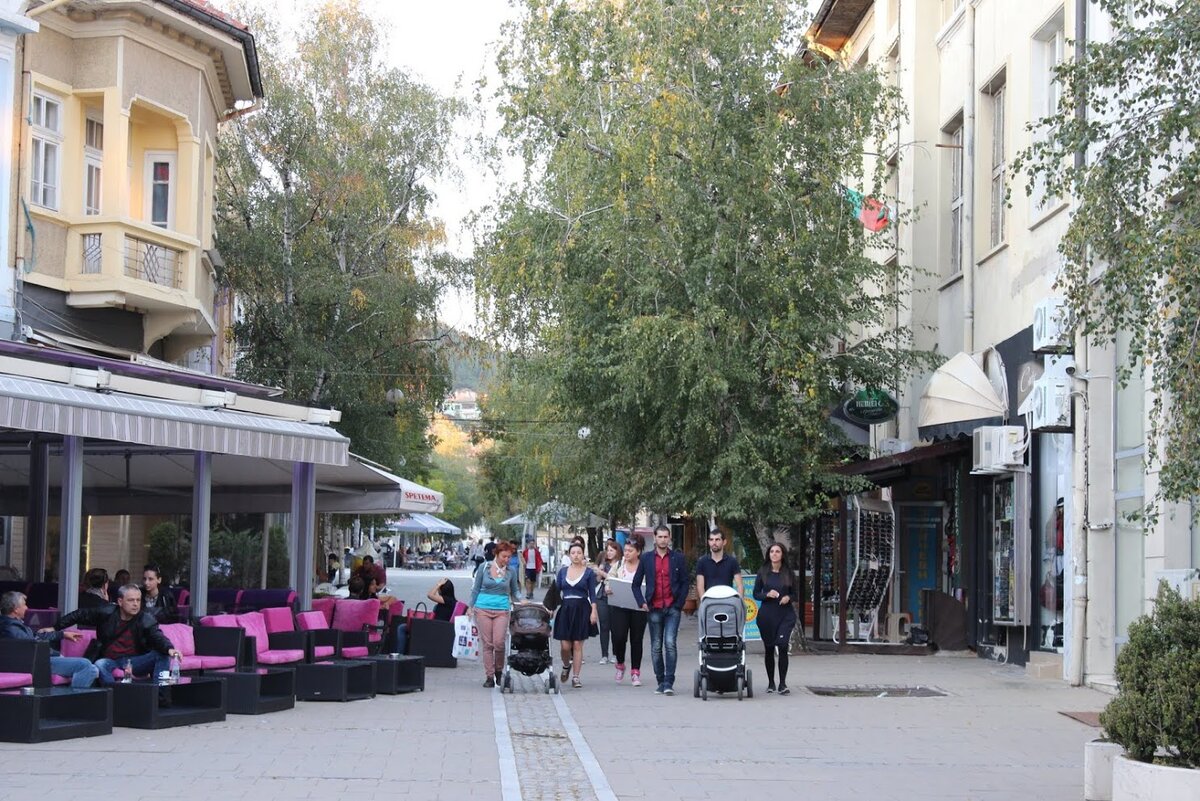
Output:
[806, 684, 947, 698]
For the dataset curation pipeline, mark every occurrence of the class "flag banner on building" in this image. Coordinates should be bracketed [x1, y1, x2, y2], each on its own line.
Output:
[838, 183, 892, 232]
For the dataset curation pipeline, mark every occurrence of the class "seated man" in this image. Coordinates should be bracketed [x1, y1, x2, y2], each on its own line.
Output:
[54, 583, 181, 685]
[0, 591, 98, 688]
[78, 567, 114, 610]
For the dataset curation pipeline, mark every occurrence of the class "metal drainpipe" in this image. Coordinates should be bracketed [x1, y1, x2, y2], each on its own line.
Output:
[1067, 0, 1089, 688]
[963, 0, 976, 352]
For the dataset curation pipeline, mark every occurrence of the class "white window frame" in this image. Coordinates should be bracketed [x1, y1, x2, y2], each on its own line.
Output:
[83, 113, 103, 216]
[949, 124, 964, 276]
[143, 151, 176, 229]
[31, 91, 63, 211]
[989, 84, 1007, 249]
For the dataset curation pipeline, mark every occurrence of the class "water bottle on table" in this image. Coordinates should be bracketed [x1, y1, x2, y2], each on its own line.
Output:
[122, 658, 133, 683]
[170, 654, 181, 684]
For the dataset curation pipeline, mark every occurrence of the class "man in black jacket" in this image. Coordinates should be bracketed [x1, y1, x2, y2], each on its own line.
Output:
[55, 584, 181, 685]
[0, 591, 98, 687]
[77, 567, 114, 610]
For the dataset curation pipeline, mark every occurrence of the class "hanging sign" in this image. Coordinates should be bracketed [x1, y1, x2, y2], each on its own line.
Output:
[843, 388, 899, 426]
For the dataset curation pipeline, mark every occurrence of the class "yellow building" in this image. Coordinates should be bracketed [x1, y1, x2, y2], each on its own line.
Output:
[12, 0, 261, 365]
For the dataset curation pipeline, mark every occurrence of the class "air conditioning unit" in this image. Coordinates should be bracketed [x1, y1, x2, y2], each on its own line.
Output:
[1033, 297, 1073, 353]
[972, 425, 1026, 474]
[1029, 375, 1072, 432]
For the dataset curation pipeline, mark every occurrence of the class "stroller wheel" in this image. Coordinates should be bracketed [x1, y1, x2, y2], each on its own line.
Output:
[737, 674, 744, 701]
[745, 669, 753, 699]
[503, 672, 513, 693]
[548, 673, 558, 694]
[700, 675, 708, 701]
[693, 669, 701, 699]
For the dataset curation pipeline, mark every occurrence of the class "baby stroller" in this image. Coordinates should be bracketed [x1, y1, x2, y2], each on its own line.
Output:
[693, 586, 753, 700]
[500, 602, 558, 694]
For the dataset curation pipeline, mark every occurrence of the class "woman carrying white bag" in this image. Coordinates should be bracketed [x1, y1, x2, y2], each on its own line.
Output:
[465, 540, 522, 688]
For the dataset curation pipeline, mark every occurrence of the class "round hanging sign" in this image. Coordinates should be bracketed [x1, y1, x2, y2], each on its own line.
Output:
[843, 388, 899, 426]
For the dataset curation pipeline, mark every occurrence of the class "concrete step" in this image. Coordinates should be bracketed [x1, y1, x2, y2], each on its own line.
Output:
[1026, 651, 1064, 680]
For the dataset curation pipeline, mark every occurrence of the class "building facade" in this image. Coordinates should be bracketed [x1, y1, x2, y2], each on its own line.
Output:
[808, 0, 1198, 687]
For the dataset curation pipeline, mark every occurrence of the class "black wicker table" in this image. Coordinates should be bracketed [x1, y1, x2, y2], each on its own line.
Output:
[0, 687, 112, 743]
[111, 677, 226, 729]
[294, 660, 375, 702]
[359, 655, 424, 694]
[210, 667, 295, 714]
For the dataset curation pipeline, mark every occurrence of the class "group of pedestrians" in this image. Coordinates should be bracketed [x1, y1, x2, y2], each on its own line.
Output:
[463, 521, 798, 696]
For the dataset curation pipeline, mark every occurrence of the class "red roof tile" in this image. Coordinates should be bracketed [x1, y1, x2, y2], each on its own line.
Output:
[168, 0, 248, 32]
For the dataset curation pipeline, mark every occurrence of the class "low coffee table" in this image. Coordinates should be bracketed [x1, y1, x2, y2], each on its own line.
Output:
[210, 667, 295, 714]
[294, 660, 375, 702]
[112, 677, 225, 729]
[360, 655, 424, 694]
[0, 687, 112, 743]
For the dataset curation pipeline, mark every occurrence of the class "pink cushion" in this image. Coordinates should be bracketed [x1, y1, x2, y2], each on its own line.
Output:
[179, 655, 204, 672]
[261, 607, 295, 634]
[332, 599, 379, 634]
[0, 672, 33, 689]
[200, 615, 240, 628]
[235, 612, 269, 655]
[198, 655, 237, 670]
[452, 601, 468, 618]
[341, 646, 368, 658]
[51, 674, 70, 686]
[257, 649, 304, 665]
[159, 624, 196, 657]
[313, 645, 335, 659]
[311, 597, 336, 626]
[295, 611, 327, 631]
[59, 628, 94, 659]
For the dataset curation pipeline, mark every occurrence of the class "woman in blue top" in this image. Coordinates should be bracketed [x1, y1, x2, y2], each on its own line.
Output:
[468, 540, 522, 688]
[553, 541, 599, 689]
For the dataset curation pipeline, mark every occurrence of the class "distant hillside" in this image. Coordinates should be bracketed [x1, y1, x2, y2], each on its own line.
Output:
[441, 327, 496, 394]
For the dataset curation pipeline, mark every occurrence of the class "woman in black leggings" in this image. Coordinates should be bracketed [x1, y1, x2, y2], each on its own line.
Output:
[607, 534, 648, 687]
[753, 542, 798, 694]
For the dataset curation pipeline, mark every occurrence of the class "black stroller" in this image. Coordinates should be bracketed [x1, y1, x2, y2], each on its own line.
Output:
[693, 586, 753, 700]
[500, 603, 558, 694]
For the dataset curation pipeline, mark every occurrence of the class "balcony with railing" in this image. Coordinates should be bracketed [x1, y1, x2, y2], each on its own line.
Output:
[124, 234, 183, 289]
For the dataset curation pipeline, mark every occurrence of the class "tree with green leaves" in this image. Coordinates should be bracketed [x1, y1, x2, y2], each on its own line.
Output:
[474, 0, 929, 551]
[216, 1, 459, 474]
[1016, 0, 1200, 506]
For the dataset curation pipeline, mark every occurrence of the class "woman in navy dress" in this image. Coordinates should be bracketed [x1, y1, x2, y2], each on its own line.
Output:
[553, 540, 599, 688]
[753, 542, 798, 694]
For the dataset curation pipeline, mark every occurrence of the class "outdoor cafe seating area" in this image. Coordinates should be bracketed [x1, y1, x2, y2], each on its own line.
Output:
[0, 594, 442, 743]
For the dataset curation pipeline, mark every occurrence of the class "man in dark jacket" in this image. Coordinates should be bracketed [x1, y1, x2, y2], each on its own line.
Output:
[630, 525, 689, 695]
[78, 567, 114, 610]
[0, 591, 98, 687]
[55, 584, 181, 685]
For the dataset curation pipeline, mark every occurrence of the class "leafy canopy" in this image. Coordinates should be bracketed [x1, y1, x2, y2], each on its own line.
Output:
[1015, 0, 1200, 504]
[475, 0, 928, 525]
[216, 1, 460, 474]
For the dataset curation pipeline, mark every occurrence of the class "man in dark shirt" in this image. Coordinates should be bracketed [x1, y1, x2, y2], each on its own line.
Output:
[695, 529, 744, 598]
[631, 525, 688, 695]
[78, 567, 114, 610]
[55, 584, 181, 685]
[0, 591, 98, 687]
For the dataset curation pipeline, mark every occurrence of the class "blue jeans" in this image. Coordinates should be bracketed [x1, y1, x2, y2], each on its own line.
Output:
[647, 606, 681, 688]
[95, 651, 170, 686]
[50, 656, 99, 688]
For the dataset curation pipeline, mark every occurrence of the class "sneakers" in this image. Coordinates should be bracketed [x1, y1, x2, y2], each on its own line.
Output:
[630, 670, 641, 687]
[615, 663, 625, 683]
[767, 684, 776, 694]
[654, 684, 665, 695]
[484, 676, 495, 688]
[598, 656, 609, 665]
[561, 666, 571, 683]
[572, 676, 582, 689]
[778, 685, 791, 695]
[663, 685, 675, 696]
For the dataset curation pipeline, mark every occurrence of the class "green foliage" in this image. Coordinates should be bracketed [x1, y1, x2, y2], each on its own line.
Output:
[1014, 0, 1200, 505]
[474, 1, 928, 532]
[216, 0, 458, 474]
[1099, 581, 1200, 767]
[146, 521, 190, 585]
[208, 525, 290, 589]
[427, 452, 485, 531]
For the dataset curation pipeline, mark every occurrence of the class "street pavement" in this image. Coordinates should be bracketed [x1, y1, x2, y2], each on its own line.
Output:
[0, 567, 1110, 800]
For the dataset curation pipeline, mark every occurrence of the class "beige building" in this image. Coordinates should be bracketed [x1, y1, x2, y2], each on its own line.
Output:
[808, 0, 1197, 688]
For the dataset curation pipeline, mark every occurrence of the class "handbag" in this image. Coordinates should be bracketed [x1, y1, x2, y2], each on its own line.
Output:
[451, 615, 481, 661]
[407, 601, 435, 624]
[543, 577, 561, 612]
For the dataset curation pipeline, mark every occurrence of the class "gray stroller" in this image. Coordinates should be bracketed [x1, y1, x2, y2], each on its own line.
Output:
[693, 586, 753, 700]
[500, 603, 558, 694]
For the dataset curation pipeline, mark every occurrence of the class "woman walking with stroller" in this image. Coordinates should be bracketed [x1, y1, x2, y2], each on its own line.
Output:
[554, 541, 599, 688]
[753, 542, 798, 694]
[608, 533, 648, 686]
[467, 540, 522, 688]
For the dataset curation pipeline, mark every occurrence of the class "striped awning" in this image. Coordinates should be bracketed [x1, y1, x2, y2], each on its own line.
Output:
[0, 373, 349, 466]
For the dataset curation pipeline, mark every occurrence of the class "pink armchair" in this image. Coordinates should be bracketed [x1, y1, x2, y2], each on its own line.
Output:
[329, 599, 382, 657]
[263, 607, 337, 662]
[234, 611, 305, 666]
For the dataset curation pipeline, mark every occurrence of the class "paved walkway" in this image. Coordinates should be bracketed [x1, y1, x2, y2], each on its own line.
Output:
[0, 573, 1109, 800]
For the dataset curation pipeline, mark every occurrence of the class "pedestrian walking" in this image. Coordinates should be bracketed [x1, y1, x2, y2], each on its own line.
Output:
[608, 533, 648, 686]
[553, 541, 599, 689]
[593, 539, 621, 665]
[753, 542, 798, 695]
[631, 525, 689, 695]
[522, 538, 544, 599]
[695, 528, 743, 597]
[467, 540, 522, 688]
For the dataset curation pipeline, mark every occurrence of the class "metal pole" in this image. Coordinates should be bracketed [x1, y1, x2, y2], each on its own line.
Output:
[290, 463, 316, 611]
[56, 435, 83, 613]
[190, 451, 212, 620]
[838, 496, 849, 648]
[260, 514, 269, 589]
[25, 436, 49, 582]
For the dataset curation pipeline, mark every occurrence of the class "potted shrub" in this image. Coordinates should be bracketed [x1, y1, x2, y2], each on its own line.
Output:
[1098, 580, 1200, 800]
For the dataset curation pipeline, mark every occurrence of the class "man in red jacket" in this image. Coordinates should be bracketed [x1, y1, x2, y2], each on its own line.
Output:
[521, 538, 544, 600]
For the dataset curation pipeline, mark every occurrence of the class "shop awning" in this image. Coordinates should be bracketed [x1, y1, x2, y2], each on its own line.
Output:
[387, 513, 461, 536]
[917, 351, 1008, 440]
[834, 438, 971, 485]
[0, 373, 348, 466]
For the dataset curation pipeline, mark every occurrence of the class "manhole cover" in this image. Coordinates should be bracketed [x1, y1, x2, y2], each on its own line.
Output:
[806, 685, 947, 697]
